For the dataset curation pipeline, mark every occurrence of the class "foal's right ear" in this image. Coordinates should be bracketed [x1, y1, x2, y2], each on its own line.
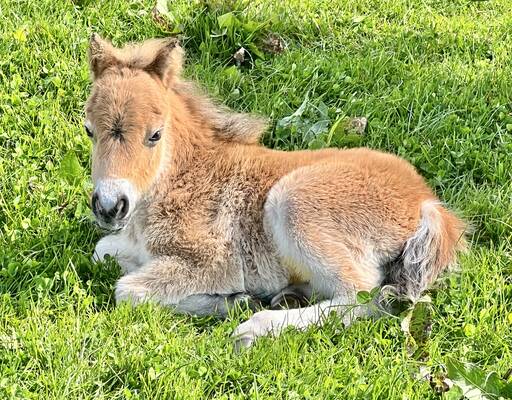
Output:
[88, 33, 120, 79]
[144, 38, 183, 87]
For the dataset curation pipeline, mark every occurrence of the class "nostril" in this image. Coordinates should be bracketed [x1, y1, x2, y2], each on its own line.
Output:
[115, 195, 129, 219]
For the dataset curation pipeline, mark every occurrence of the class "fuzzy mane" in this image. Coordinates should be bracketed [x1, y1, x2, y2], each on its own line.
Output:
[174, 82, 268, 145]
[89, 35, 183, 80]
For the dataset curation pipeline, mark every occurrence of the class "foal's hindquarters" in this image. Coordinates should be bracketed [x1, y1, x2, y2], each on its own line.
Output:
[93, 146, 465, 348]
[233, 149, 465, 348]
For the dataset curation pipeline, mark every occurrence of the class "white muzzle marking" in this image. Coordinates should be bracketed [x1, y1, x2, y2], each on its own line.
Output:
[93, 178, 139, 230]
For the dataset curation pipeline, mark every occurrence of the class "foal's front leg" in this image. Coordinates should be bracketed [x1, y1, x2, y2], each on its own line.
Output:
[115, 255, 248, 317]
[93, 230, 150, 273]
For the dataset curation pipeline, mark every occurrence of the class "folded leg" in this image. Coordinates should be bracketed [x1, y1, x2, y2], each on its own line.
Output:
[234, 163, 390, 347]
[115, 255, 246, 316]
[233, 297, 370, 349]
[93, 229, 150, 273]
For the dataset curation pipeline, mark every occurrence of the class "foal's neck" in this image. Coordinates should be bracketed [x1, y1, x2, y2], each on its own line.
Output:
[160, 88, 227, 176]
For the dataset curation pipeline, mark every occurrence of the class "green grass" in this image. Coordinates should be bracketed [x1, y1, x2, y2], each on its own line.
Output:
[1, 0, 512, 398]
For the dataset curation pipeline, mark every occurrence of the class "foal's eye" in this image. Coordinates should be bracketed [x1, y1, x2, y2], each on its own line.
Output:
[148, 129, 162, 143]
[84, 124, 93, 138]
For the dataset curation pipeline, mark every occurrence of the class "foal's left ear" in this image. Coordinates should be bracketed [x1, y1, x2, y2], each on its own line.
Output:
[89, 33, 120, 79]
[144, 38, 183, 87]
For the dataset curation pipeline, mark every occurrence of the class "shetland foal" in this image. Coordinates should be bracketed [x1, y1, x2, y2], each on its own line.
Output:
[86, 35, 466, 348]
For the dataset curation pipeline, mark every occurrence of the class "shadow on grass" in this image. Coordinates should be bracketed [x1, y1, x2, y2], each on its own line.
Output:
[0, 218, 120, 310]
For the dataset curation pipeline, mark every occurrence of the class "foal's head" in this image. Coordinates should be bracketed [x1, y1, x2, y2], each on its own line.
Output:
[85, 34, 183, 230]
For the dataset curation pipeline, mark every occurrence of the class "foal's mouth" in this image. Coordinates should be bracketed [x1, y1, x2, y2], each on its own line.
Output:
[90, 198, 140, 233]
[93, 213, 131, 232]
[90, 178, 139, 232]
[91, 202, 130, 232]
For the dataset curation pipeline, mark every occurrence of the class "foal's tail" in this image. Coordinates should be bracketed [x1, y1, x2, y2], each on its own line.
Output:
[394, 200, 467, 301]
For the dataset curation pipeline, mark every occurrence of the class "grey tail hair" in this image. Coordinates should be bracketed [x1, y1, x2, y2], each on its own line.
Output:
[389, 200, 467, 302]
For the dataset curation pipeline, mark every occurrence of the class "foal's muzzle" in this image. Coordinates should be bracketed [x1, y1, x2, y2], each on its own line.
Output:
[91, 179, 138, 230]
[92, 192, 129, 222]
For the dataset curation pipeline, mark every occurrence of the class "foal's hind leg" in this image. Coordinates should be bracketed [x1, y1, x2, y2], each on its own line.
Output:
[233, 164, 387, 348]
[269, 283, 313, 309]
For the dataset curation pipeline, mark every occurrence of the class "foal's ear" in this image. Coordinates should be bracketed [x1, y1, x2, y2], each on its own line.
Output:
[88, 33, 120, 79]
[144, 38, 183, 87]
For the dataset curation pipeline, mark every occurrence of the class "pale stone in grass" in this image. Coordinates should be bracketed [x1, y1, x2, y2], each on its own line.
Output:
[346, 116, 368, 135]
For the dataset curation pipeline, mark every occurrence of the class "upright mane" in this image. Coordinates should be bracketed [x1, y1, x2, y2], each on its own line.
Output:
[174, 82, 268, 145]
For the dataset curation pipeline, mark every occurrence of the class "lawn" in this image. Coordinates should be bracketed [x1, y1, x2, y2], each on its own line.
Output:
[1, 0, 512, 398]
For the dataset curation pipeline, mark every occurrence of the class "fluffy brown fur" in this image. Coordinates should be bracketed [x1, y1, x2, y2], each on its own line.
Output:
[86, 35, 467, 347]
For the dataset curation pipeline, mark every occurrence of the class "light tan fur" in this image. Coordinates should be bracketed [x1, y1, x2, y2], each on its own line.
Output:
[86, 35, 467, 347]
